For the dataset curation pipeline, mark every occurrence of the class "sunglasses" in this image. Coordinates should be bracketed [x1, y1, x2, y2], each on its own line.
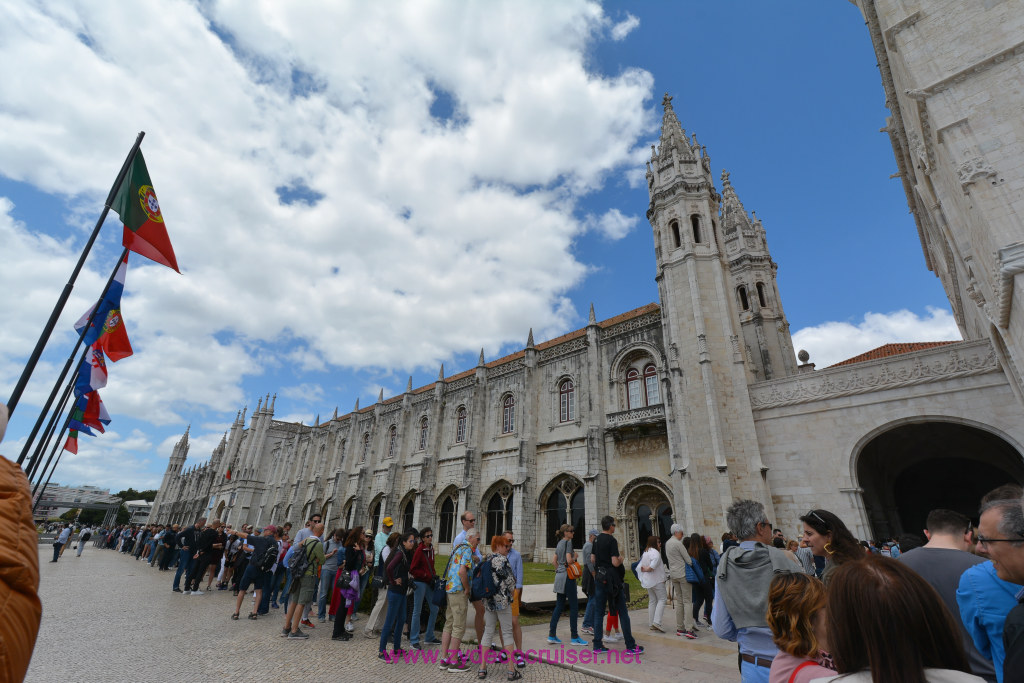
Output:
[806, 510, 829, 530]
[424, 534, 433, 538]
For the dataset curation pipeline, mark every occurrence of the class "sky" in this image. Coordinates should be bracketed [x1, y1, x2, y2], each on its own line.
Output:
[0, 1, 960, 492]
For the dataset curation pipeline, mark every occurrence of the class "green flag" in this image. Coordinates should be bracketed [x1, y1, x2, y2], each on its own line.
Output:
[112, 151, 180, 272]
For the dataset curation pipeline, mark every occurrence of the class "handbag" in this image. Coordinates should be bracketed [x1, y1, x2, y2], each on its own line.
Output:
[685, 559, 705, 585]
[566, 561, 583, 580]
[433, 543, 469, 607]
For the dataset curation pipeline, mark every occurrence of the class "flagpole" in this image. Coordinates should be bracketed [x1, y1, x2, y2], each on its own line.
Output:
[31, 416, 71, 503]
[6, 131, 145, 421]
[25, 373, 76, 482]
[16, 246, 130, 468]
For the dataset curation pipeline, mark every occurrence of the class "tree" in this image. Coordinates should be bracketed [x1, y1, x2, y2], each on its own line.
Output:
[59, 508, 80, 522]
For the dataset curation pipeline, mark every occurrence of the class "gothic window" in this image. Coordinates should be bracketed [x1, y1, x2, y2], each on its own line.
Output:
[387, 425, 397, 458]
[669, 220, 681, 249]
[501, 394, 515, 434]
[756, 282, 768, 308]
[559, 379, 575, 422]
[627, 368, 643, 409]
[418, 417, 428, 450]
[438, 495, 457, 544]
[691, 215, 703, 243]
[644, 364, 661, 405]
[369, 499, 381, 535]
[361, 433, 370, 463]
[738, 285, 750, 311]
[486, 486, 514, 540]
[544, 478, 585, 548]
[455, 406, 467, 443]
[401, 497, 414, 532]
[338, 439, 346, 465]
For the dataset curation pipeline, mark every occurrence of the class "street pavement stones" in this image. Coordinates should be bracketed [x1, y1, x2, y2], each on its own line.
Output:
[27, 546, 605, 683]
[27, 545, 739, 683]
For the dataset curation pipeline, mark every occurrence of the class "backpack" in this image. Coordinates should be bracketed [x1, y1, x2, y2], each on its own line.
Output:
[289, 538, 318, 577]
[471, 555, 500, 602]
[255, 540, 278, 572]
[81, 532, 91, 542]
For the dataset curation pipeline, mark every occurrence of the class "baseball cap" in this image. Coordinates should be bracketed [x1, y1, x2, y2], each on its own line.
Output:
[383, 516, 394, 527]
[264, 525, 276, 533]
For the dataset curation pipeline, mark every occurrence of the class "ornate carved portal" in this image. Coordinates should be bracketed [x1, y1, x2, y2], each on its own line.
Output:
[618, 480, 673, 562]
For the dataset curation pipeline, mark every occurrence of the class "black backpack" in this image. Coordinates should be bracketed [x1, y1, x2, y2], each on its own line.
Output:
[255, 540, 278, 572]
[289, 538, 318, 576]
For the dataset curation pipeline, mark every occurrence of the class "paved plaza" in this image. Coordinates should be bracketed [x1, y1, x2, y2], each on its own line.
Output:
[28, 544, 740, 683]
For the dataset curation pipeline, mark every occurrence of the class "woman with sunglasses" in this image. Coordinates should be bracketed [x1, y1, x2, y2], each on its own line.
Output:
[798, 510, 862, 583]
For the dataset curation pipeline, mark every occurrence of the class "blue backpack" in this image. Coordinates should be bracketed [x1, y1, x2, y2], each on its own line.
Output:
[471, 556, 499, 601]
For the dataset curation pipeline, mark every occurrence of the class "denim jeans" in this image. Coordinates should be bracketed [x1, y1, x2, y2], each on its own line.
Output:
[549, 579, 579, 639]
[52, 543, 63, 562]
[317, 567, 337, 620]
[280, 569, 292, 610]
[740, 660, 771, 683]
[410, 580, 440, 645]
[582, 585, 597, 629]
[258, 571, 274, 614]
[173, 549, 194, 590]
[379, 589, 407, 653]
[269, 565, 287, 605]
[591, 579, 635, 650]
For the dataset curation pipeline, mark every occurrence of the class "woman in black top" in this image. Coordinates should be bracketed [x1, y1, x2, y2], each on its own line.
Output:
[687, 533, 714, 627]
[379, 531, 416, 658]
[332, 526, 365, 640]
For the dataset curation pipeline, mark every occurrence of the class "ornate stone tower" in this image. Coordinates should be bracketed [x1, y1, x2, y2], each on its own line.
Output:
[150, 424, 189, 521]
[647, 94, 773, 529]
[719, 170, 798, 380]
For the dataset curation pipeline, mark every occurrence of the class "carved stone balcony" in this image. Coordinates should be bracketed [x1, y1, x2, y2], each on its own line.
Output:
[605, 404, 667, 440]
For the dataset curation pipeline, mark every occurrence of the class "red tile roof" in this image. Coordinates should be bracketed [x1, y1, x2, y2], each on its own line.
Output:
[826, 341, 958, 368]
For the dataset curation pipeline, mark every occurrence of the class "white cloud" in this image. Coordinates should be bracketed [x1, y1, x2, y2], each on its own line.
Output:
[791, 307, 962, 369]
[590, 208, 638, 240]
[280, 383, 324, 403]
[0, 0, 655, 429]
[610, 13, 640, 41]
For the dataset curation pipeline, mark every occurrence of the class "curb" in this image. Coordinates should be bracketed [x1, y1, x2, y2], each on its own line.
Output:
[524, 648, 639, 683]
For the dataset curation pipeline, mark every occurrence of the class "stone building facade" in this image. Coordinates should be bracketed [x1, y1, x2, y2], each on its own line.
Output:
[152, 50, 1024, 557]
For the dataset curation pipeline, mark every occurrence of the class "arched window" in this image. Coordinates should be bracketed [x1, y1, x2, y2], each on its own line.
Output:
[387, 425, 397, 458]
[669, 220, 681, 248]
[544, 480, 585, 549]
[559, 379, 575, 422]
[502, 395, 515, 434]
[627, 368, 643, 409]
[438, 495, 456, 544]
[361, 433, 370, 462]
[369, 499, 381, 535]
[455, 407, 467, 443]
[756, 282, 768, 308]
[643, 364, 660, 405]
[338, 439, 346, 464]
[738, 285, 750, 311]
[418, 417, 429, 450]
[486, 488, 514, 541]
[691, 215, 702, 243]
[401, 497, 414, 532]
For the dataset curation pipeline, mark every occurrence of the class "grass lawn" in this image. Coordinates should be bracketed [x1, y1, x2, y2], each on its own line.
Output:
[433, 554, 650, 627]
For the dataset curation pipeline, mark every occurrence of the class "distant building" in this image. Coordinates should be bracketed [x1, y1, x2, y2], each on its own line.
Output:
[34, 484, 118, 520]
[124, 500, 153, 524]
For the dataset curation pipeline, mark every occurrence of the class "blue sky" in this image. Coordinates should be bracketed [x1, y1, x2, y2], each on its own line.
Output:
[0, 1, 958, 491]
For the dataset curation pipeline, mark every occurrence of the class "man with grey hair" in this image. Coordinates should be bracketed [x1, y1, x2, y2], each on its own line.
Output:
[712, 499, 798, 683]
[976, 488, 1024, 682]
[440, 527, 480, 672]
[665, 523, 697, 639]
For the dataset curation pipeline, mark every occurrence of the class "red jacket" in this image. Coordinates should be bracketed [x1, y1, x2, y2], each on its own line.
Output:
[410, 543, 436, 583]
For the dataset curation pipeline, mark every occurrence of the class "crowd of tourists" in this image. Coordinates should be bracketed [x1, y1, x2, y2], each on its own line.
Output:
[75, 484, 1024, 683]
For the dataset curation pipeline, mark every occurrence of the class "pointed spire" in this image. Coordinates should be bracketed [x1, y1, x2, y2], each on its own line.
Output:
[235, 409, 241, 426]
[270, 393, 276, 412]
[354, 397, 360, 411]
[588, 303, 597, 325]
[406, 376, 413, 393]
[332, 406, 338, 419]
[377, 387, 384, 403]
[315, 414, 320, 426]
[438, 364, 445, 381]
[255, 396, 262, 413]
[478, 349, 485, 367]
[720, 169, 754, 236]
[526, 328, 535, 348]
[656, 93, 695, 160]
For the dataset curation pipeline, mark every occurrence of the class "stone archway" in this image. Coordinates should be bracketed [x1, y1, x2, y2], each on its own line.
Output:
[617, 477, 674, 561]
[856, 419, 1024, 540]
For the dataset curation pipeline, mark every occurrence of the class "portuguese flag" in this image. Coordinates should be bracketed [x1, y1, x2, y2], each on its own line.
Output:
[112, 151, 180, 272]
